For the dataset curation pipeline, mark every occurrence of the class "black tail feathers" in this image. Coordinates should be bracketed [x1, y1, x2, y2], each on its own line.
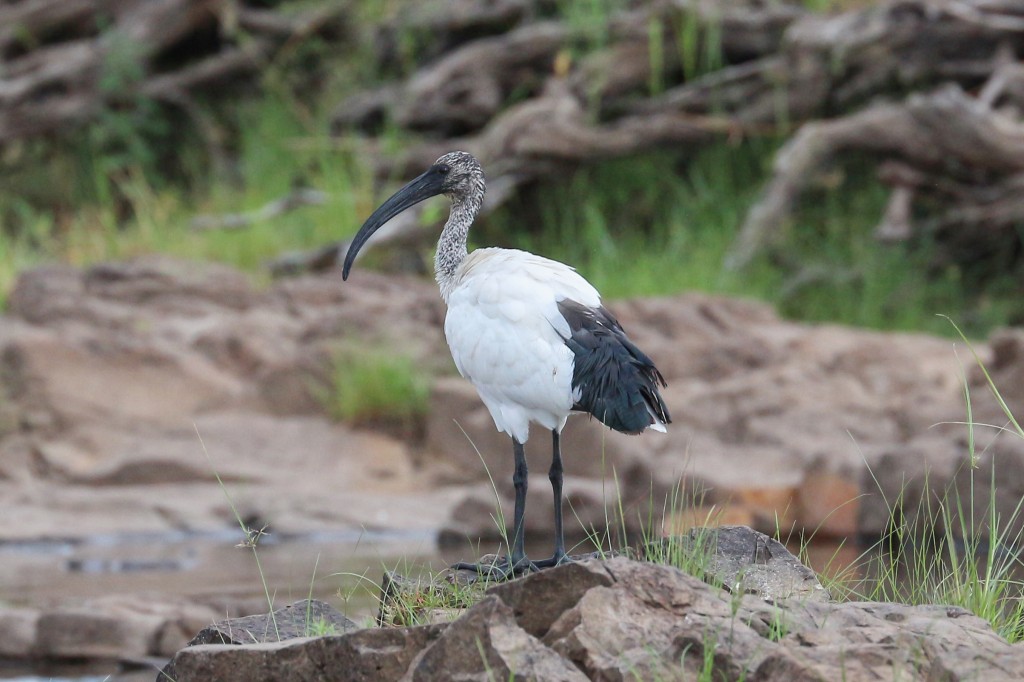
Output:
[557, 300, 671, 434]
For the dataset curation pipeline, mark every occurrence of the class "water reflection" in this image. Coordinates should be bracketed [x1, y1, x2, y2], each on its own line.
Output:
[0, 527, 453, 623]
[0, 528, 466, 682]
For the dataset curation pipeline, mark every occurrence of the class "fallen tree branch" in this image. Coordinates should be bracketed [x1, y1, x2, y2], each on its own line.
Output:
[0, 0, 350, 145]
[726, 85, 1024, 270]
[191, 189, 329, 232]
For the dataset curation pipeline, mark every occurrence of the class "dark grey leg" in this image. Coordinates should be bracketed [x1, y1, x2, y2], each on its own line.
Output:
[509, 438, 530, 568]
[453, 438, 536, 579]
[535, 429, 569, 568]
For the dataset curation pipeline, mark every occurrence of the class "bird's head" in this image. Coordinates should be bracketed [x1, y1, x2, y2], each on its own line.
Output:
[342, 151, 484, 280]
[431, 150, 485, 199]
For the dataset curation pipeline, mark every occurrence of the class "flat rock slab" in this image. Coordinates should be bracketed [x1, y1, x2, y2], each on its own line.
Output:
[159, 599, 361, 681]
[159, 624, 448, 682]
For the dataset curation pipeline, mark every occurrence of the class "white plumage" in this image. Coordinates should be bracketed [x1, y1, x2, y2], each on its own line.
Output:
[343, 151, 670, 578]
[444, 248, 600, 443]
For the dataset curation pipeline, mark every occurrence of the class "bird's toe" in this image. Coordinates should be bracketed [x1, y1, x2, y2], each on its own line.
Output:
[533, 550, 574, 569]
[451, 554, 539, 581]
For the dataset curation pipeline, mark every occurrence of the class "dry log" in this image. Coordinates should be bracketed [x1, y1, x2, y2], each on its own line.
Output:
[726, 85, 1024, 270]
[390, 0, 530, 55]
[334, 0, 807, 136]
[0, 0, 349, 145]
[325, 0, 1024, 279]
[191, 189, 328, 232]
[336, 0, 1024, 147]
[0, 0, 102, 58]
[394, 21, 569, 136]
[372, 1, 1023, 157]
[9, 0, 1019, 284]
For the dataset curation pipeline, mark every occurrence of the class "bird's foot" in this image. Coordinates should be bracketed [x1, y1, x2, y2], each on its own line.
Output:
[452, 555, 537, 581]
[532, 550, 574, 569]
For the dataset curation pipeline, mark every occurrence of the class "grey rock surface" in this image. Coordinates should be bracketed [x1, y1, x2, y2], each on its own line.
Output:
[682, 525, 830, 604]
[185, 599, 359, 646]
[159, 556, 1024, 682]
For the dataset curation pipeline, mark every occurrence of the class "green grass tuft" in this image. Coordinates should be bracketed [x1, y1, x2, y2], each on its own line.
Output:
[322, 347, 431, 431]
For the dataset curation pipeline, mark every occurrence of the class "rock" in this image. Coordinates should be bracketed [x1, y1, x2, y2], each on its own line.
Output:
[0, 607, 39, 658]
[858, 434, 967, 538]
[740, 599, 1024, 681]
[981, 329, 1024, 422]
[186, 599, 359, 646]
[424, 377, 509, 482]
[34, 607, 167, 660]
[794, 460, 861, 538]
[160, 624, 448, 682]
[533, 558, 1024, 682]
[0, 593, 295, 663]
[407, 595, 588, 681]
[856, 426, 1024, 542]
[162, 556, 1024, 681]
[541, 559, 769, 680]
[668, 525, 830, 604]
[485, 559, 616, 637]
[0, 258, 460, 543]
[156, 600, 361, 681]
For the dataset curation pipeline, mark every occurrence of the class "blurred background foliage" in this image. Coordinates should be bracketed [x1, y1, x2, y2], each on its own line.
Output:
[0, 0, 1018, 336]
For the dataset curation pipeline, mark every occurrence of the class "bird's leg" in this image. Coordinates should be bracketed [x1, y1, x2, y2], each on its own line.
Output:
[534, 430, 570, 569]
[508, 438, 531, 569]
[452, 438, 536, 579]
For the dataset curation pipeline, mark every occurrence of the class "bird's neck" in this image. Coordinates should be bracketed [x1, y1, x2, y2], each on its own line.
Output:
[435, 191, 481, 301]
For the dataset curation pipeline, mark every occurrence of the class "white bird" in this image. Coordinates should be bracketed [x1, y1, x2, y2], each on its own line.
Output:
[343, 151, 670, 578]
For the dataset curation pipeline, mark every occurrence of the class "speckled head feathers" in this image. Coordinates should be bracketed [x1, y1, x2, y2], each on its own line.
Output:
[432, 151, 485, 201]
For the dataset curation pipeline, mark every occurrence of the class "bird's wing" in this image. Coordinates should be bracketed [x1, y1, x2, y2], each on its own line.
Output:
[444, 249, 601, 440]
[555, 299, 671, 434]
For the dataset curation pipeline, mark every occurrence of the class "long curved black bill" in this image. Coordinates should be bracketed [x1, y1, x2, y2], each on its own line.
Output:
[342, 168, 446, 280]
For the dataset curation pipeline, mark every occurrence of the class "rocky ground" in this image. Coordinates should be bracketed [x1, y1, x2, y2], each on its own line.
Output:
[159, 527, 1024, 682]
[1, 256, 1023, 669]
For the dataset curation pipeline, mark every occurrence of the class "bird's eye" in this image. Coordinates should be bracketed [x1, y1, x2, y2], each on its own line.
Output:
[436, 164, 451, 175]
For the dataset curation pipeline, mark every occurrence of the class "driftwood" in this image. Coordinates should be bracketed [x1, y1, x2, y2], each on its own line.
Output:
[727, 84, 1024, 270]
[318, 0, 1024, 279]
[191, 188, 328, 232]
[0, 0, 349, 145]
[8, 0, 1021, 281]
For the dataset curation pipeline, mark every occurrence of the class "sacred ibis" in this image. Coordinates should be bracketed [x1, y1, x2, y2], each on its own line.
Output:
[343, 151, 670, 578]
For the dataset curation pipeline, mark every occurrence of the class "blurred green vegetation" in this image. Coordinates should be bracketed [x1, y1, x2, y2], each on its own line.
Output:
[0, 0, 1018, 337]
[322, 346, 431, 433]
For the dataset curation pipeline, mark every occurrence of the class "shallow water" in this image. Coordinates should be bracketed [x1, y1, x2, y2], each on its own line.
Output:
[0, 526, 471, 619]
[0, 526, 489, 681]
